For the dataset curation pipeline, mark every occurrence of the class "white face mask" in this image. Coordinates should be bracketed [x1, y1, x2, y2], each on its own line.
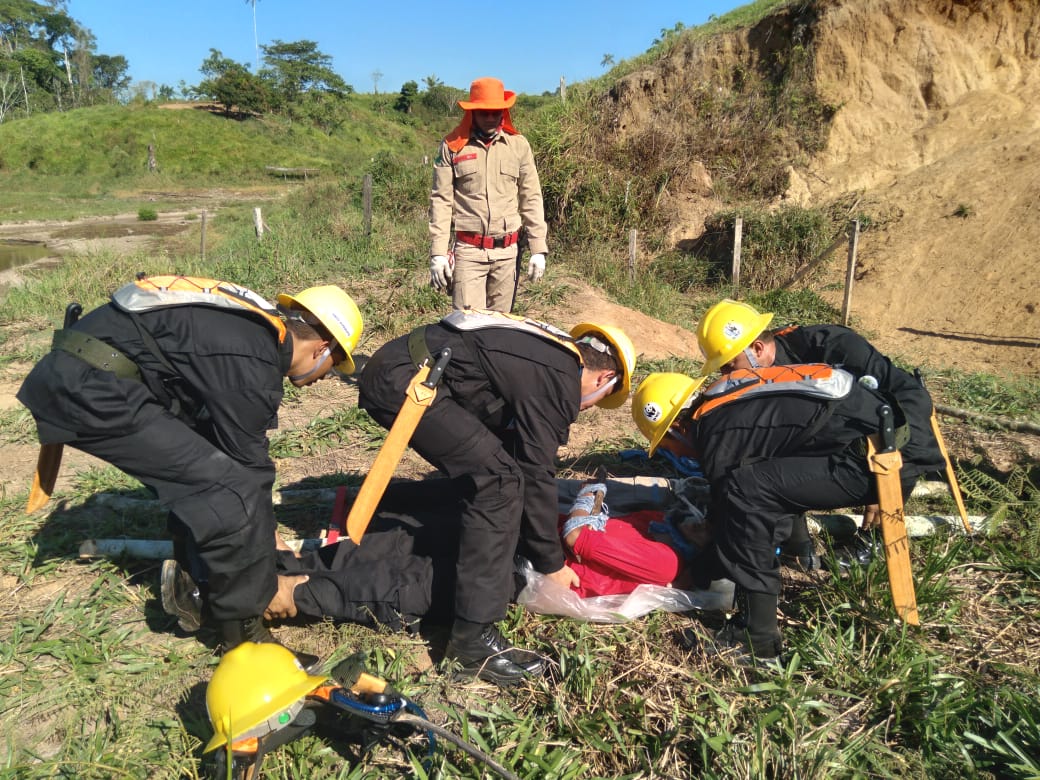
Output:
[580, 375, 618, 408]
[289, 346, 332, 384]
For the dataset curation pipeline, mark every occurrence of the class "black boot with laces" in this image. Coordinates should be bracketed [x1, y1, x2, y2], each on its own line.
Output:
[444, 620, 544, 686]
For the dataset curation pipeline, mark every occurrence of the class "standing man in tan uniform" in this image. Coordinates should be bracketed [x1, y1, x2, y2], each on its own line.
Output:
[428, 77, 548, 312]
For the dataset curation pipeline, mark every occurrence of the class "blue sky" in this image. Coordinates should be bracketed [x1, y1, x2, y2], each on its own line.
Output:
[66, 1, 746, 96]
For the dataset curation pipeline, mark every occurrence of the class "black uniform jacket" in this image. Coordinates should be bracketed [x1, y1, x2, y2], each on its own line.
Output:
[17, 302, 292, 476]
[773, 325, 944, 477]
[692, 377, 889, 487]
[384, 323, 581, 575]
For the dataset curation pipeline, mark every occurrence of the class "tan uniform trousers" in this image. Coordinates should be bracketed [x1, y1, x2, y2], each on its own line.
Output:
[451, 243, 520, 312]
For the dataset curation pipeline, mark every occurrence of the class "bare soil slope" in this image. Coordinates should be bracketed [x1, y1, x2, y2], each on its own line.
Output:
[613, 0, 1040, 376]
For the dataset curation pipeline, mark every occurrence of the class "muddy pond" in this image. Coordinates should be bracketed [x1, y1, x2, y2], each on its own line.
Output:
[0, 240, 54, 271]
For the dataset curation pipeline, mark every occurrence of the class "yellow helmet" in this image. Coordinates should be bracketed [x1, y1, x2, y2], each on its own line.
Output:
[277, 285, 363, 375]
[203, 642, 327, 754]
[570, 322, 637, 409]
[696, 299, 774, 376]
[632, 373, 706, 456]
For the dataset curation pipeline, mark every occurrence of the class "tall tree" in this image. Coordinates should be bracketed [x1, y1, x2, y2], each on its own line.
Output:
[260, 39, 349, 106]
[394, 79, 417, 113]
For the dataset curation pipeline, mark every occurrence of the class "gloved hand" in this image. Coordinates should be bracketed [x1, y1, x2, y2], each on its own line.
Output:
[429, 255, 453, 291]
[527, 253, 546, 282]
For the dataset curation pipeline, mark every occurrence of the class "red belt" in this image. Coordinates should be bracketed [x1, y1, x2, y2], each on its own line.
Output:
[456, 231, 519, 249]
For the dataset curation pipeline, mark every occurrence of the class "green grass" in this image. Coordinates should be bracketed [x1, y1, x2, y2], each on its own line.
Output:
[0, 101, 440, 223]
[2, 173, 1037, 779]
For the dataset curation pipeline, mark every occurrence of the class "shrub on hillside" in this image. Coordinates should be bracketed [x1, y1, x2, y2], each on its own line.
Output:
[364, 150, 429, 220]
[695, 206, 833, 291]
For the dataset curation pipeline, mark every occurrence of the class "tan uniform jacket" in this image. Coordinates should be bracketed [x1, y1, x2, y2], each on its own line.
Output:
[429, 131, 548, 257]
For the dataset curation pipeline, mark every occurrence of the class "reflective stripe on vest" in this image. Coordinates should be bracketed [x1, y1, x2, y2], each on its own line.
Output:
[111, 275, 287, 343]
[440, 309, 582, 362]
[693, 364, 853, 419]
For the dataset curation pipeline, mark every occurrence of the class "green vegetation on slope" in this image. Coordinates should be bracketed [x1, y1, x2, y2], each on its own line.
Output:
[0, 101, 437, 181]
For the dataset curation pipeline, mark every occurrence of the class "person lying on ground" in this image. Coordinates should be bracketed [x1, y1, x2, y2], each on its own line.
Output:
[558, 480, 713, 598]
[162, 480, 463, 636]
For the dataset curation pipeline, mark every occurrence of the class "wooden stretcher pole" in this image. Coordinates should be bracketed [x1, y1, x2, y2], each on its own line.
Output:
[345, 348, 452, 544]
[915, 369, 972, 535]
[866, 404, 920, 625]
[928, 412, 973, 535]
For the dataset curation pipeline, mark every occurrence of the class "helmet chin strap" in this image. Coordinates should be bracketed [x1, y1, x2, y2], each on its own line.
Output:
[580, 375, 618, 407]
[743, 347, 761, 369]
[289, 347, 331, 384]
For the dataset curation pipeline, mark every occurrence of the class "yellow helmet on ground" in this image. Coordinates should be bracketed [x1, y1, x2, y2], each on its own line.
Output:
[696, 299, 774, 376]
[570, 322, 637, 409]
[632, 373, 706, 456]
[277, 285, 363, 375]
[203, 642, 327, 754]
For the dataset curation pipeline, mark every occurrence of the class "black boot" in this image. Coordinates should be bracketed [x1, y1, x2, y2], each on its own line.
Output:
[220, 616, 321, 673]
[714, 589, 784, 663]
[160, 559, 205, 633]
[444, 620, 543, 686]
[779, 515, 821, 571]
[837, 528, 881, 569]
[220, 615, 279, 648]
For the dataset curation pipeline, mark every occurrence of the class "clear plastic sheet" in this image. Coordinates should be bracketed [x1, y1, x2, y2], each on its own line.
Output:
[516, 558, 734, 624]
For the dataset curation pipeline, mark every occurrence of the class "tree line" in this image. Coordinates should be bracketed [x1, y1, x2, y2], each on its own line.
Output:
[0, 0, 129, 122]
[0, 1, 523, 133]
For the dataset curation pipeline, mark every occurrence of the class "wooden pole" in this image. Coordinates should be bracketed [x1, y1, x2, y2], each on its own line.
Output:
[253, 207, 264, 241]
[147, 144, 157, 173]
[560, 76, 567, 103]
[842, 219, 860, 326]
[199, 209, 207, 260]
[363, 174, 373, 239]
[732, 216, 743, 298]
[628, 229, 637, 283]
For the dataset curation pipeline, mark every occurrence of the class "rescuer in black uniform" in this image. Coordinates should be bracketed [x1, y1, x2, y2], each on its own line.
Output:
[17, 277, 363, 658]
[634, 363, 926, 661]
[358, 309, 635, 686]
[696, 299, 944, 567]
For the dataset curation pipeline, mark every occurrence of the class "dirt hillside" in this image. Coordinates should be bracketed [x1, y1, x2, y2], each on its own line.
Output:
[611, 0, 1040, 377]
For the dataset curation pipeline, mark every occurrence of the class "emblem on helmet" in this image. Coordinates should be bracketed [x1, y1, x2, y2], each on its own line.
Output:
[722, 321, 743, 341]
[642, 401, 663, 423]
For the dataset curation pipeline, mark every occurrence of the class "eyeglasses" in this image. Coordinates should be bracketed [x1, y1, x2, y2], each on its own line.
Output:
[576, 334, 613, 357]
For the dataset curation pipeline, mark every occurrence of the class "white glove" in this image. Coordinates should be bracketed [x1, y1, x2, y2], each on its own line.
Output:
[527, 253, 546, 282]
[429, 255, 453, 291]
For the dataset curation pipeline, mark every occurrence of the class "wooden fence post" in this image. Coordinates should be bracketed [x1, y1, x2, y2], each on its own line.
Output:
[147, 144, 157, 173]
[841, 219, 860, 326]
[628, 229, 637, 283]
[199, 209, 207, 260]
[732, 216, 743, 297]
[560, 76, 567, 103]
[253, 208, 264, 241]
[362, 174, 373, 239]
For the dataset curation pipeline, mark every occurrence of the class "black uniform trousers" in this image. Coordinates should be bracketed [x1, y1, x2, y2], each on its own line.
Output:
[281, 480, 464, 629]
[359, 347, 524, 627]
[73, 409, 277, 621]
[714, 450, 916, 595]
